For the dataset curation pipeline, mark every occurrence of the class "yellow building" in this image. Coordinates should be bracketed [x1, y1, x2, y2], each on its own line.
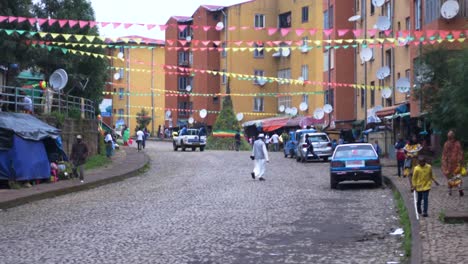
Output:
[355, 0, 410, 122]
[109, 36, 165, 135]
[221, 0, 324, 122]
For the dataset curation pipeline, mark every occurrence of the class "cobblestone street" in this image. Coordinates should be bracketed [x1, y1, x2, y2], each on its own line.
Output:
[1, 142, 404, 264]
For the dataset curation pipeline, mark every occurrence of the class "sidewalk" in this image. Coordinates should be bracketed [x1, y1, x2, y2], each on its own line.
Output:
[382, 158, 468, 264]
[0, 147, 149, 210]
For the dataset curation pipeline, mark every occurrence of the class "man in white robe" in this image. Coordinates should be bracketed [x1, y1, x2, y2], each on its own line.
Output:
[251, 134, 270, 181]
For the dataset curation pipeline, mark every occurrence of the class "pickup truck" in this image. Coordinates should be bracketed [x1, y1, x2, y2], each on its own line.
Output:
[173, 128, 206, 151]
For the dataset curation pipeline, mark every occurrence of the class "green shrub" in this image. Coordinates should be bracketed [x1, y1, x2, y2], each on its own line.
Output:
[206, 136, 251, 151]
[67, 108, 81, 119]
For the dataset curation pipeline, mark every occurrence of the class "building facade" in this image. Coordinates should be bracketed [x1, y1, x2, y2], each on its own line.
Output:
[108, 36, 165, 135]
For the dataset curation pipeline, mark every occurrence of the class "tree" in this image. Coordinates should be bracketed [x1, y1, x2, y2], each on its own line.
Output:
[419, 46, 468, 145]
[31, 0, 108, 106]
[136, 108, 151, 131]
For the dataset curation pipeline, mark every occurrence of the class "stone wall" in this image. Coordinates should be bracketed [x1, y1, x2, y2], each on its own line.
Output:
[40, 116, 99, 157]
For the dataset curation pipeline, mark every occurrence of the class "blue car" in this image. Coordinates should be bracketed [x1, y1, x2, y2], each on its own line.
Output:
[329, 143, 382, 189]
[283, 131, 297, 158]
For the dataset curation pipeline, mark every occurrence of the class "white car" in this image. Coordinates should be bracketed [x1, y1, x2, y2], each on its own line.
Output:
[296, 132, 333, 162]
[173, 129, 206, 151]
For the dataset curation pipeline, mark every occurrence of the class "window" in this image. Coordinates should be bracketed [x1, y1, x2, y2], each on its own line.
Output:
[221, 43, 227, 57]
[118, 109, 124, 117]
[302, 94, 309, 104]
[361, 88, 366, 108]
[361, 0, 366, 18]
[383, 1, 391, 18]
[118, 88, 124, 100]
[370, 0, 375, 15]
[279, 12, 291, 28]
[254, 70, 265, 85]
[405, 17, 411, 30]
[178, 77, 192, 91]
[386, 98, 392, 107]
[462, 0, 468, 17]
[425, 0, 440, 24]
[405, 69, 411, 79]
[370, 81, 375, 107]
[278, 96, 292, 108]
[323, 50, 335, 71]
[119, 68, 124, 79]
[119, 46, 125, 57]
[323, 6, 334, 29]
[277, 69, 291, 84]
[385, 49, 392, 70]
[222, 69, 227, 84]
[302, 6, 309, 23]
[253, 97, 264, 112]
[301, 65, 309, 80]
[254, 42, 264, 58]
[415, 0, 421, 30]
[177, 102, 192, 117]
[178, 26, 191, 39]
[178, 52, 190, 65]
[254, 14, 265, 28]
[324, 89, 334, 107]
[302, 37, 309, 47]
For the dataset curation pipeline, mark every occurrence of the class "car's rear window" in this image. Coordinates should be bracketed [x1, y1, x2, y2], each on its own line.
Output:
[187, 130, 199, 136]
[305, 134, 329, 142]
[334, 145, 377, 158]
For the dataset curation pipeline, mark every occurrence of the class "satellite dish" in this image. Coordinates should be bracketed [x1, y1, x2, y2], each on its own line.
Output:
[376, 66, 390, 80]
[323, 104, 333, 114]
[215, 21, 224, 31]
[285, 107, 292, 114]
[360, 47, 373, 62]
[236, 112, 244, 121]
[396, 77, 411, 93]
[199, 109, 207, 119]
[313, 108, 325, 119]
[117, 52, 124, 59]
[257, 77, 267, 86]
[298, 76, 304, 82]
[381, 87, 392, 99]
[281, 47, 291, 57]
[113, 73, 121, 80]
[376, 16, 391, 31]
[186, 36, 192, 42]
[186, 85, 192, 92]
[291, 107, 298, 116]
[348, 15, 361, 22]
[165, 110, 172, 119]
[441, 0, 460, 19]
[278, 105, 285, 113]
[299, 102, 308, 111]
[49, 69, 68, 91]
[188, 117, 194, 124]
[372, 0, 385, 7]
[301, 45, 309, 53]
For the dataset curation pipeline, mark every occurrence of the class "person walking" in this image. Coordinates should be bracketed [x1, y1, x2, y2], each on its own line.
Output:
[304, 134, 318, 161]
[136, 128, 144, 151]
[104, 131, 113, 158]
[250, 134, 269, 181]
[142, 128, 149, 149]
[404, 135, 422, 184]
[442, 130, 465, 196]
[70, 135, 89, 183]
[395, 137, 406, 177]
[373, 140, 382, 157]
[123, 126, 130, 146]
[411, 156, 440, 217]
[234, 130, 241, 151]
[271, 133, 280, 152]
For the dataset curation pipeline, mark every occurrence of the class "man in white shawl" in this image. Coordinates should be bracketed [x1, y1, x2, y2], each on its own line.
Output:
[251, 134, 270, 181]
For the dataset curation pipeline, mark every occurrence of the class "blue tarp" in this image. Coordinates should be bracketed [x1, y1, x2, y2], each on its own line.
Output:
[0, 135, 50, 181]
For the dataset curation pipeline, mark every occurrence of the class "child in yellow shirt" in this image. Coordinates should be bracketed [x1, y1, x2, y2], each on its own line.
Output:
[411, 156, 439, 217]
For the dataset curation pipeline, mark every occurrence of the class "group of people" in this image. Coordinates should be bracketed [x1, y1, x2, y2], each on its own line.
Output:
[394, 130, 465, 217]
[247, 133, 282, 152]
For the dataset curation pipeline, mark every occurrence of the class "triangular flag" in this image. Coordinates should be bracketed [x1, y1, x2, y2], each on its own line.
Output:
[334, 39, 343, 44]
[159, 24, 168, 31]
[458, 38, 466, 43]
[268, 28, 277, 35]
[384, 30, 392, 36]
[48, 19, 57, 26]
[58, 20, 67, 28]
[8, 16, 17, 23]
[74, 35, 84, 41]
[113, 22, 122, 29]
[178, 25, 187, 32]
[295, 29, 305, 36]
[17, 17, 27, 23]
[5, 30, 13, 35]
[314, 40, 321, 46]
[101, 22, 110, 27]
[323, 29, 333, 36]
[39, 32, 48, 38]
[85, 36, 96, 42]
[89, 21, 97, 28]
[27, 18, 36, 26]
[202, 41, 210, 46]
[451, 30, 462, 39]
[228, 26, 236, 31]
[337, 29, 348, 36]
[146, 24, 156, 30]
[345, 39, 354, 43]
[0, 16, 7, 23]
[368, 29, 377, 37]
[124, 23, 133, 29]
[78, 20, 88, 28]
[37, 18, 47, 26]
[234, 41, 242, 46]
[353, 29, 362, 37]
[68, 20, 78, 28]
[280, 28, 290, 36]
[203, 26, 211, 32]
[308, 29, 317, 36]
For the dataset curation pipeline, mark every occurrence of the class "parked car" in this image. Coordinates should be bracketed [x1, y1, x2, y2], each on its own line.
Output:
[173, 128, 206, 151]
[284, 129, 317, 159]
[329, 143, 382, 189]
[296, 132, 333, 162]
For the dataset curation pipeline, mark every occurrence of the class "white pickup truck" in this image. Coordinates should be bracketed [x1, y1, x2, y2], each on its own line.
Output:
[173, 128, 206, 151]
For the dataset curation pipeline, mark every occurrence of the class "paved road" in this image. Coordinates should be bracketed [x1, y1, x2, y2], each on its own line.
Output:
[1, 142, 403, 264]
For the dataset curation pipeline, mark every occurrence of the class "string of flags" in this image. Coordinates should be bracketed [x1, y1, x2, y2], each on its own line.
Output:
[114, 106, 277, 117]
[102, 89, 325, 98]
[1, 14, 467, 38]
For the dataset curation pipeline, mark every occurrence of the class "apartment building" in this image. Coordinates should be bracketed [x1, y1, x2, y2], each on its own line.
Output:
[108, 36, 165, 134]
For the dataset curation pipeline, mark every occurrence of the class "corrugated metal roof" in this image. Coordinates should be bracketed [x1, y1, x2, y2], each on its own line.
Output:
[201, 5, 225, 12]
[171, 16, 193, 22]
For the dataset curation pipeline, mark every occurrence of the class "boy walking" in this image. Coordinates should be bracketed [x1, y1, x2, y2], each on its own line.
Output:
[411, 156, 439, 217]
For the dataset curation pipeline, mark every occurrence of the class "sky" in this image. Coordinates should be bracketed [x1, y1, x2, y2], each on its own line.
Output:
[91, 0, 246, 40]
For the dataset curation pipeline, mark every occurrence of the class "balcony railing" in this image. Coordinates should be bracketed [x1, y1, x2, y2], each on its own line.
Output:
[0, 85, 95, 119]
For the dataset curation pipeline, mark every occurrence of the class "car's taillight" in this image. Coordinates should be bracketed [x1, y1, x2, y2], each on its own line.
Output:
[327, 142, 332, 147]
[302, 144, 308, 148]
[331, 161, 345, 167]
[365, 159, 380, 166]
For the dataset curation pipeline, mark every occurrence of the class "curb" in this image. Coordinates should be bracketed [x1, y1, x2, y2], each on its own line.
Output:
[384, 175, 422, 264]
[0, 154, 150, 210]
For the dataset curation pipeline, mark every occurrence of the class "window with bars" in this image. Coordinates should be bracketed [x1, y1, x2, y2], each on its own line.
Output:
[323, 7, 334, 29]
[323, 50, 335, 71]
[361, 88, 366, 108]
[254, 97, 264, 112]
[370, 0, 375, 15]
[119, 88, 124, 100]
[178, 77, 192, 91]
[277, 69, 291, 85]
[370, 81, 375, 107]
[302, 6, 309, 23]
[254, 70, 265, 85]
[301, 65, 309, 80]
[177, 102, 193, 117]
[425, 0, 440, 24]
[178, 26, 191, 39]
[278, 96, 292, 109]
[254, 14, 265, 28]
[415, 0, 421, 30]
[279, 12, 292, 28]
[254, 42, 264, 58]
[324, 89, 334, 107]
[178, 52, 190, 66]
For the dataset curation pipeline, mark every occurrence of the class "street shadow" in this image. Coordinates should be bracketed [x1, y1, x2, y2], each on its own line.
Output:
[337, 181, 380, 190]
